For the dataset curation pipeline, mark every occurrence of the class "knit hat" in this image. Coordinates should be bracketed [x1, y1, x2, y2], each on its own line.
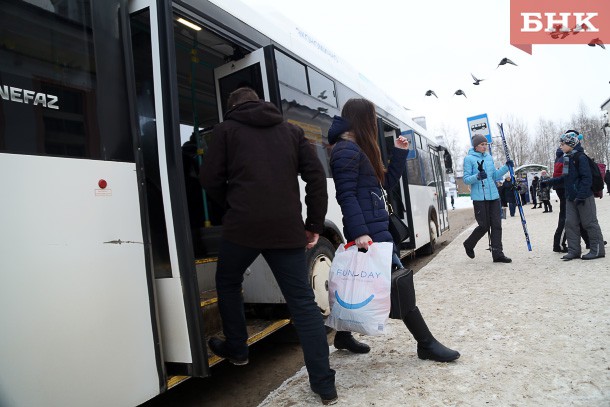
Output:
[559, 130, 580, 147]
[328, 115, 351, 145]
[471, 134, 487, 148]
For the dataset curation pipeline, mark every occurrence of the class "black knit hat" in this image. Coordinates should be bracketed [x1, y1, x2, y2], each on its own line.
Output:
[471, 134, 487, 148]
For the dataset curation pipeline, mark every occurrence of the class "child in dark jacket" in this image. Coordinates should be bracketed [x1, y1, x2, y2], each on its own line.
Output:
[543, 131, 605, 260]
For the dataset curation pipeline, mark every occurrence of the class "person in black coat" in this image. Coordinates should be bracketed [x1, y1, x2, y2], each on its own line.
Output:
[530, 176, 541, 209]
[499, 177, 517, 216]
[200, 87, 337, 404]
[328, 98, 459, 362]
[605, 170, 610, 195]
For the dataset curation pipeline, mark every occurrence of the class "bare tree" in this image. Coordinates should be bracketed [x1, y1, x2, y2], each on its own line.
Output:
[530, 118, 560, 171]
[569, 103, 610, 165]
[437, 123, 469, 175]
[496, 115, 530, 167]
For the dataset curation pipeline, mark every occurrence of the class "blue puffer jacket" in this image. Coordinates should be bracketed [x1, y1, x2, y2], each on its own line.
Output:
[547, 144, 592, 201]
[330, 139, 408, 243]
[463, 148, 509, 201]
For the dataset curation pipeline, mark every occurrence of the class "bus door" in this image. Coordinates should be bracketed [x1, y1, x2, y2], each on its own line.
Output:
[0, 1, 162, 406]
[210, 47, 294, 307]
[377, 118, 415, 248]
[429, 145, 449, 232]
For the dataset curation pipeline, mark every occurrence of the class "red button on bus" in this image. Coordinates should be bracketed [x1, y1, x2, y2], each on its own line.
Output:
[98, 179, 108, 189]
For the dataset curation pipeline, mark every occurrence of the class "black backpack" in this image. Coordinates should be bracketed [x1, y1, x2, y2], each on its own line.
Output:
[573, 152, 604, 198]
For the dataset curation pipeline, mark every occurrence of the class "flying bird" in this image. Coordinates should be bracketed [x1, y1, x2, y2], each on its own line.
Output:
[425, 90, 438, 98]
[588, 38, 605, 49]
[497, 57, 518, 68]
[317, 90, 328, 100]
[453, 89, 467, 98]
[471, 73, 484, 85]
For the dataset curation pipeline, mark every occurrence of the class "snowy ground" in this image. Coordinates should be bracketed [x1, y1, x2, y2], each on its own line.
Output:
[259, 197, 610, 406]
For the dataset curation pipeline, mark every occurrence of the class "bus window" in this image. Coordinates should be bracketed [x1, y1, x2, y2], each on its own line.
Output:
[275, 50, 308, 94]
[273, 50, 339, 177]
[0, 0, 133, 161]
[308, 68, 337, 107]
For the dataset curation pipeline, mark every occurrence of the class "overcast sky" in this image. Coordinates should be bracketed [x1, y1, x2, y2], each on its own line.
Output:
[244, 0, 609, 146]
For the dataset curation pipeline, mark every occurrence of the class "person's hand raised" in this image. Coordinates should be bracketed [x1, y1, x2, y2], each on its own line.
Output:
[395, 136, 409, 150]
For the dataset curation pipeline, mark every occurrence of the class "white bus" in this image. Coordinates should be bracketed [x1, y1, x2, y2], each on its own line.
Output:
[0, 0, 450, 406]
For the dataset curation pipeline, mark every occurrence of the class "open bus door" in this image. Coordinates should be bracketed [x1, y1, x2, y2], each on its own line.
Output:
[377, 118, 415, 250]
[196, 45, 292, 344]
[429, 145, 449, 232]
[0, 1, 163, 406]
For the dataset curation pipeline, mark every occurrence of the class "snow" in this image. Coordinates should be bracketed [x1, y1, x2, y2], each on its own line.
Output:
[259, 196, 610, 406]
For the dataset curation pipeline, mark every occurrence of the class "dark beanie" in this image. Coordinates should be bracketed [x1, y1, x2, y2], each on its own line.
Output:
[471, 134, 487, 148]
[328, 116, 351, 145]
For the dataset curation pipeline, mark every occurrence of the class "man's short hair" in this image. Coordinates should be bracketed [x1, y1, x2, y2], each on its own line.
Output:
[227, 87, 259, 108]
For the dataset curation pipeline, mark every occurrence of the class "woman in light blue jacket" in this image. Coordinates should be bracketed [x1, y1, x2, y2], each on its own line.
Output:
[463, 134, 512, 262]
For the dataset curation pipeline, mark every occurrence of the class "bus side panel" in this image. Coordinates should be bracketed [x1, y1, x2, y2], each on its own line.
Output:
[0, 154, 159, 407]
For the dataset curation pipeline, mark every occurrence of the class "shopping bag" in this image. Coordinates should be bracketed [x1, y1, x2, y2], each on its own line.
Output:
[326, 241, 393, 336]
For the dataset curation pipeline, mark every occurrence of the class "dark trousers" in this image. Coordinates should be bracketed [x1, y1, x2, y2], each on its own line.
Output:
[464, 199, 504, 259]
[508, 202, 516, 216]
[565, 198, 605, 256]
[215, 239, 335, 394]
[542, 200, 552, 212]
[554, 189, 589, 249]
[554, 189, 567, 249]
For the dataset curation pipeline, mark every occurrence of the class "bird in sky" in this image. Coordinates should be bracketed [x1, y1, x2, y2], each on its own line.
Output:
[453, 89, 467, 98]
[425, 90, 438, 98]
[497, 57, 518, 68]
[588, 38, 605, 49]
[471, 73, 484, 85]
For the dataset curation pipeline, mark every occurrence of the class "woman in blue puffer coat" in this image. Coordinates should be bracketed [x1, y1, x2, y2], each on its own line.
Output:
[462, 134, 512, 263]
[328, 98, 459, 362]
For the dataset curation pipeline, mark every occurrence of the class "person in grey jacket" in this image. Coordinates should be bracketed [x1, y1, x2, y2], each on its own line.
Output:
[462, 134, 512, 263]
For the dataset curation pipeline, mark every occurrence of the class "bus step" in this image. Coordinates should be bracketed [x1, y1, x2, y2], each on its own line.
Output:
[200, 290, 223, 338]
[207, 318, 291, 367]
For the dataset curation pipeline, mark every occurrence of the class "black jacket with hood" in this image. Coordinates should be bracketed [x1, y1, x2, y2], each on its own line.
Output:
[200, 100, 327, 248]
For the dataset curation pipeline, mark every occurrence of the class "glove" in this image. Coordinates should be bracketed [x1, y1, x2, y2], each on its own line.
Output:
[506, 160, 514, 167]
[476, 171, 488, 180]
[575, 198, 586, 206]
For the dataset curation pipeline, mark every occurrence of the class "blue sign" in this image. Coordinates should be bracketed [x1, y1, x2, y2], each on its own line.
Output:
[467, 113, 491, 145]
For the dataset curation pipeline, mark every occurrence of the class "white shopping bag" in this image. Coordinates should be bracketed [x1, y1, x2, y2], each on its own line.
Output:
[325, 242, 393, 336]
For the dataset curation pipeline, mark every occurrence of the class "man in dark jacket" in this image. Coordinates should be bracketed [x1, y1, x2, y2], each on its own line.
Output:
[530, 176, 541, 209]
[200, 88, 337, 404]
[499, 177, 517, 217]
[543, 130, 605, 260]
[605, 169, 610, 195]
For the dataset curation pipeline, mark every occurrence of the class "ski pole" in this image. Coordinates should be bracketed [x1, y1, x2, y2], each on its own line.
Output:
[477, 160, 492, 252]
[497, 123, 532, 251]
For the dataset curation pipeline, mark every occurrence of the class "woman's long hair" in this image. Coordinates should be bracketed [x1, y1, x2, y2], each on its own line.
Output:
[341, 98, 386, 182]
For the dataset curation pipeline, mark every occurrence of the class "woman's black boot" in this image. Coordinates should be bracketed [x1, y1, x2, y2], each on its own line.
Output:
[403, 307, 460, 362]
[333, 331, 370, 354]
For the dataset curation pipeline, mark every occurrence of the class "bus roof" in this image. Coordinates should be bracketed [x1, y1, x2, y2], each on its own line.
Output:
[206, 0, 429, 137]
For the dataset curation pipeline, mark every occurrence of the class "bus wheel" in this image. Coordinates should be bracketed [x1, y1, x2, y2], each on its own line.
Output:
[420, 219, 437, 256]
[306, 237, 334, 316]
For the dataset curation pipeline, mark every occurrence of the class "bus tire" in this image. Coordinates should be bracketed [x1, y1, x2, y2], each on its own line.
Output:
[306, 236, 335, 317]
[420, 219, 437, 256]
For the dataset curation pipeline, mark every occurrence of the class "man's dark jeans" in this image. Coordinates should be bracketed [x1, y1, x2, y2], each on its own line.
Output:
[215, 239, 335, 394]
